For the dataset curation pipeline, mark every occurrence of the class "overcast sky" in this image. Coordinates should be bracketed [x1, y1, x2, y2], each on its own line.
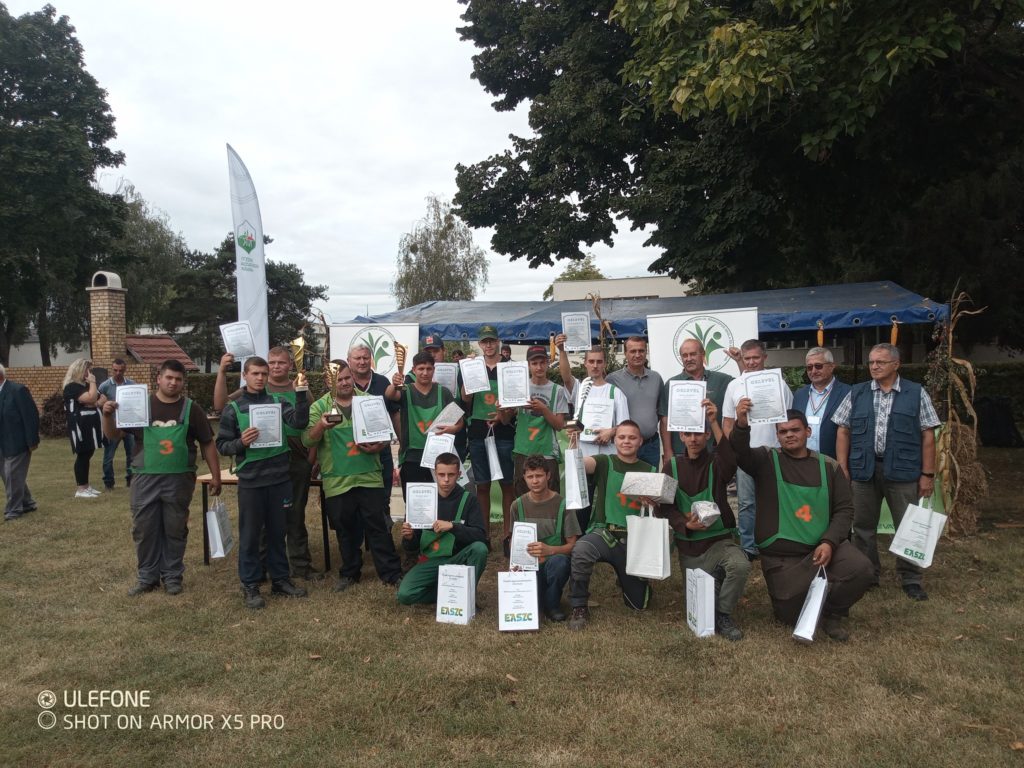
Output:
[9, 0, 664, 323]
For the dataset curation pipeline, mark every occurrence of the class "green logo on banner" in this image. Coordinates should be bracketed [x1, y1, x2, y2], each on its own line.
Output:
[236, 222, 257, 254]
[672, 316, 736, 372]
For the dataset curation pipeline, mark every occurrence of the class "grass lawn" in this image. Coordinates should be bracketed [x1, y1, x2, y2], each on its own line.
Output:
[1, 439, 1022, 767]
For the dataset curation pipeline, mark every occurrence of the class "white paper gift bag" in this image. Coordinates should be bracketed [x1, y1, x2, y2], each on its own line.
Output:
[686, 568, 715, 638]
[206, 498, 235, 559]
[564, 447, 589, 510]
[436, 564, 475, 625]
[483, 427, 504, 482]
[889, 496, 947, 569]
[625, 506, 671, 580]
[793, 566, 829, 643]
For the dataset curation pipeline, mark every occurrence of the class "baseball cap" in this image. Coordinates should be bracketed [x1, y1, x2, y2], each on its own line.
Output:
[526, 345, 548, 360]
[478, 324, 499, 341]
[421, 334, 444, 350]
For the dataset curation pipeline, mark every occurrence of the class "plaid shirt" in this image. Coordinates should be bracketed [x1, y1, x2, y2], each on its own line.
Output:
[831, 377, 941, 456]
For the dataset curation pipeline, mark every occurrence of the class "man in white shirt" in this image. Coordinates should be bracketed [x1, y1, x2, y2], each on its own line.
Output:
[722, 339, 793, 560]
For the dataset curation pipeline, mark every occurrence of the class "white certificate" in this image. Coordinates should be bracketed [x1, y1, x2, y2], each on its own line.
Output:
[743, 368, 789, 425]
[114, 384, 150, 429]
[219, 321, 256, 358]
[351, 395, 394, 443]
[428, 401, 465, 433]
[667, 380, 707, 433]
[405, 482, 438, 529]
[420, 432, 456, 469]
[498, 571, 540, 631]
[248, 403, 283, 448]
[497, 361, 530, 408]
[580, 397, 614, 442]
[432, 362, 459, 396]
[561, 312, 592, 352]
[509, 521, 539, 571]
[459, 357, 490, 395]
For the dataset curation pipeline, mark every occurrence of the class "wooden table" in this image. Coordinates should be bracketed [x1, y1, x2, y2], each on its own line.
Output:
[196, 470, 330, 569]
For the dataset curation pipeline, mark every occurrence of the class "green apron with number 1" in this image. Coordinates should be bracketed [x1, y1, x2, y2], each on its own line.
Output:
[420, 492, 469, 559]
[757, 450, 830, 549]
[229, 399, 290, 473]
[134, 397, 193, 475]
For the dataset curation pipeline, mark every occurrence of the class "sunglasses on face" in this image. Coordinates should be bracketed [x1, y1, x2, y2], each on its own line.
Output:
[805, 363, 828, 371]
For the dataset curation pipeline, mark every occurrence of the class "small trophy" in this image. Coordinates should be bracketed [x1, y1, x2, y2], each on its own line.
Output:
[565, 378, 593, 433]
[325, 402, 343, 425]
[290, 332, 307, 389]
[324, 360, 343, 423]
[394, 342, 408, 389]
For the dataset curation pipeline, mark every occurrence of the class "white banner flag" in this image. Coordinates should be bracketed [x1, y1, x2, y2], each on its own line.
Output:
[226, 144, 269, 359]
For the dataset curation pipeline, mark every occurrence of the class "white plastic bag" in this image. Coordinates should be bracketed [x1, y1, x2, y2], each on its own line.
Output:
[889, 496, 947, 569]
[625, 505, 671, 580]
[564, 447, 589, 510]
[686, 568, 715, 638]
[793, 566, 829, 643]
[206, 498, 235, 559]
[483, 427, 504, 482]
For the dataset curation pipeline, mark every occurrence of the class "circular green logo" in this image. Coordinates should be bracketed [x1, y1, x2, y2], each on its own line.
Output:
[672, 316, 735, 372]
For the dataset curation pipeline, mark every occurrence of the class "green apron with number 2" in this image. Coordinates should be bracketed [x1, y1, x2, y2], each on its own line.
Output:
[323, 404, 379, 477]
[757, 450, 830, 549]
[135, 397, 193, 475]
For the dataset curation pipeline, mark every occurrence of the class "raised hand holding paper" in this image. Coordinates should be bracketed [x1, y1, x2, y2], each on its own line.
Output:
[743, 368, 788, 425]
[459, 357, 490, 395]
[114, 384, 150, 429]
[497, 361, 530, 407]
[561, 312, 592, 352]
[220, 321, 256, 358]
[667, 380, 707, 433]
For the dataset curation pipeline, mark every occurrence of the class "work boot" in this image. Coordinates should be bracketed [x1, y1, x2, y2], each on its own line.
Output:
[902, 584, 928, 601]
[164, 582, 183, 596]
[567, 606, 590, 631]
[243, 586, 265, 610]
[271, 580, 308, 598]
[545, 607, 567, 622]
[715, 612, 743, 641]
[333, 576, 357, 593]
[127, 581, 158, 597]
[822, 614, 849, 642]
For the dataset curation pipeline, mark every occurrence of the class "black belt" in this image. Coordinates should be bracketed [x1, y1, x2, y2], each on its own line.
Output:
[642, 435, 659, 444]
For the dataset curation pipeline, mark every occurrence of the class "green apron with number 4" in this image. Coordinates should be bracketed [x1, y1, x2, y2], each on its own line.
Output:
[229, 399, 290, 473]
[669, 458, 733, 541]
[420, 492, 469, 559]
[401, 385, 444, 463]
[513, 383, 559, 458]
[322, 403, 380, 477]
[134, 397, 193, 475]
[516, 497, 565, 546]
[757, 451, 830, 549]
[590, 458, 655, 533]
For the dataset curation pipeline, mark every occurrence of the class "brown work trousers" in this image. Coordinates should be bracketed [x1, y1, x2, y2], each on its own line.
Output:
[761, 541, 874, 625]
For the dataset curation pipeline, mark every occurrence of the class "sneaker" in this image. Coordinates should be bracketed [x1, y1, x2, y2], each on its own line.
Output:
[164, 583, 183, 596]
[4, 513, 22, 521]
[127, 581, 158, 596]
[75, 489, 98, 499]
[822, 614, 850, 642]
[333, 576, 357, 593]
[902, 584, 929, 601]
[20, 504, 37, 514]
[567, 606, 590, 631]
[715, 612, 744, 641]
[271, 580, 308, 598]
[545, 607, 568, 623]
[243, 586, 266, 610]
[86, 486, 102, 496]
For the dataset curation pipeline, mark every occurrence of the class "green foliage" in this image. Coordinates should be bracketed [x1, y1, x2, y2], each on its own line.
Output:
[0, 4, 127, 365]
[455, 0, 1024, 348]
[541, 253, 606, 300]
[390, 195, 489, 309]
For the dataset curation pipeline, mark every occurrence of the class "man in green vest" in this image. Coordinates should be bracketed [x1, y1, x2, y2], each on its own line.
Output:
[730, 400, 874, 641]
[213, 346, 321, 581]
[304, 360, 403, 592]
[101, 359, 222, 597]
[659, 400, 750, 640]
[511, 455, 581, 621]
[567, 420, 657, 630]
[217, 356, 311, 610]
[396, 452, 488, 605]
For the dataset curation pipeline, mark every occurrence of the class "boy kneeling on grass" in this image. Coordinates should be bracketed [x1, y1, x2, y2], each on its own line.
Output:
[396, 453, 488, 606]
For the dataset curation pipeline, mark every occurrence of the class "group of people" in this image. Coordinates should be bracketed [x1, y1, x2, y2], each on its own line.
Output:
[1, 327, 940, 642]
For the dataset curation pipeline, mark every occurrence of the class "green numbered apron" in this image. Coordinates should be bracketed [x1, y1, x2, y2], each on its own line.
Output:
[270, 389, 303, 440]
[321, 403, 379, 477]
[757, 451, 830, 549]
[471, 376, 500, 426]
[516, 497, 565, 546]
[590, 458, 655, 534]
[229, 400, 290, 473]
[669, 459, 733, 541]
[134, 397, 193, 475]
[401, 385, 444, 463]
[513, 383, 559, 458]
[420, 492, 469, 559]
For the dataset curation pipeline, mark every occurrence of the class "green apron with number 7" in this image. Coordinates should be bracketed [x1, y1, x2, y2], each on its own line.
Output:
[757, 450, 830, 549]
[134, 397, 193, 475]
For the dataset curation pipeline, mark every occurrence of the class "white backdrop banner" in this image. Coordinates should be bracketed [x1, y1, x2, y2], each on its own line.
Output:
[330, 323, 420, 379]
[226, 144, 269, 359]
[647, 307, 759, 381]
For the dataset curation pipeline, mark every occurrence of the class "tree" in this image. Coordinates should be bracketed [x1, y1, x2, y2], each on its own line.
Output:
[390, 195, 489, 309]
[162, 235, 328, 371]
[542, 254, 606, 300]
[454, 0, 1024, 347]
[0, 4, 127, 365]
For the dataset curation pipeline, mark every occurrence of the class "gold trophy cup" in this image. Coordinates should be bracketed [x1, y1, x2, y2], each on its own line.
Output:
[394, 342, 408, 388]
[290, 333, 307, 389]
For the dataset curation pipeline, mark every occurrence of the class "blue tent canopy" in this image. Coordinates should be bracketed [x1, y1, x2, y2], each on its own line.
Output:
[346, 281, 948, 344]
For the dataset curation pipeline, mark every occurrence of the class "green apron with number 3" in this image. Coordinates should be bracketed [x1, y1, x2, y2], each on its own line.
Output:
[420, 492, 469, 559]
[134, 397, 193, 475]
[513, 383, 559, 458]
[229, 400, 290, 473]
[669, 459, 733, 541]
[516, 497, 565, 546]
[590, 458, 655, 533]
[757, 451, 830, 549]
[322, 404, 380, 477]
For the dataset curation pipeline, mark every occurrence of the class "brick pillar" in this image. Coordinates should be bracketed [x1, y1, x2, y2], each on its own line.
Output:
[86, 280, 127, 367]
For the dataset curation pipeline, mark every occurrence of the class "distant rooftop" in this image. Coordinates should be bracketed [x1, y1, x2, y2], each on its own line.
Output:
[126, 335, 199, 371]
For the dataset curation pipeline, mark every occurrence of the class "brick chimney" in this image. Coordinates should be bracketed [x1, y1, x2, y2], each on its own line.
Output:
[86, 271, 127, 367]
